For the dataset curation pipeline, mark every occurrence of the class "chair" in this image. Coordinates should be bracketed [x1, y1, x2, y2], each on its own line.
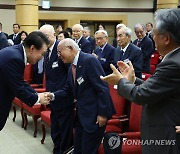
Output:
[12, 64, 33, 126]
[150, 53, 159, 65]
[150, 64, 156, 74]
[142, 73, 152, 81]
[12, 98, 24, 128]
[98, 102, 143, 154]
[40, 110, 51, 144]
[23, 75, 46, 137]
[105, 84, 129, 133]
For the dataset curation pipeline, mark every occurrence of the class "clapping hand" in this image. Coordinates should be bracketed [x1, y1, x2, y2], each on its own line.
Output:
[100, 64, 123, 85]
[176, 126, 180, 133]
[117, 61, 135, 83]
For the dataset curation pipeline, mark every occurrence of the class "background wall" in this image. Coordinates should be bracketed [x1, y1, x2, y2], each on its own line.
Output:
[0, 0, 154, 41]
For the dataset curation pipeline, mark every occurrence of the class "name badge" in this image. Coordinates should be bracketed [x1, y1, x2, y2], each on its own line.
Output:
[113, 85, 118, 89]
[100, 58, 106, 62]
[77, 77, 84, 85]
[52, 61, 58, 68]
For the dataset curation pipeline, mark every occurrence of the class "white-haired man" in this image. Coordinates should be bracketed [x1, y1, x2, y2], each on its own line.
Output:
[47, 38, 115, 154]
[72, 24, 92, 53]
[40, 24, 74, 154]
[112, 23, 126, 47]
[93, 30, 115, 75]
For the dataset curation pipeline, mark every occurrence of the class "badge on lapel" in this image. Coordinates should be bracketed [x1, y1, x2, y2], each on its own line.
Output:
[52, 61, 58, 68]
[77, 76, 84, 85]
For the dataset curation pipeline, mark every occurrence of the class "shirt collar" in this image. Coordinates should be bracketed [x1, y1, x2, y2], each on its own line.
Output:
[76, 36, 83, 43]
[121, 43, 130, 53]
[72, 50, 80, 66]
[49, 41, 55, 52]
[162, 47, 180, 62]
[99, 42, 107, 51]
[86, 36, 90, 39]
[22, 45, 27, 66]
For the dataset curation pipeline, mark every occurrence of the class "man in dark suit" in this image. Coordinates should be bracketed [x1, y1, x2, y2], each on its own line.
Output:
[146, 22, 156, 51]
[114, 26, 143, 78]
[101, 8, 180, 154]
[133, 23, 154, 73]
[40, 24, 74, 154]
[0, 22, 8, 50]
[8, 23, 21, 45]
[72, 24, 92, 53]
[83, 26, 96, 52]
[48, 38, 115, 154]
[112, 23, 126, 48]
[93, 30, 115, 75]
[0, 31, 50, 131]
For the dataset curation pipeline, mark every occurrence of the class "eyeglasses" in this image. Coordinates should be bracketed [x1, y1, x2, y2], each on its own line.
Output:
[95, 37, 106, 40]
[72, 30, 81, 33]
[57, 46, 69, 56]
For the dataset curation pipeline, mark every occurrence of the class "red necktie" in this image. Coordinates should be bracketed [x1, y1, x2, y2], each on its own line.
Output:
[72, 64, 76, 83]
[137, 39, 141, 47]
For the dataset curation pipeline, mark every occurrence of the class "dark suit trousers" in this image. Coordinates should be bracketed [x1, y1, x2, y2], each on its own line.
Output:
[73, 116, 105, 154]
[51, 106, 74, 154]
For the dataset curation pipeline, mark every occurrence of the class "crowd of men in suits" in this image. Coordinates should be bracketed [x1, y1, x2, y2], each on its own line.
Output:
[0, 20, 157, 154]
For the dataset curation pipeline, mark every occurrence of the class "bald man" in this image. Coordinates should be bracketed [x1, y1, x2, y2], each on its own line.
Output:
[72, 24, 92, 53]
[48, 38, 115, 154]
[40, 25, 74, 154]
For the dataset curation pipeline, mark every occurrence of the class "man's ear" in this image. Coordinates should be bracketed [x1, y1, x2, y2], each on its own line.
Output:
[29, 45, 35, 54]
[164, 34, 171, 46]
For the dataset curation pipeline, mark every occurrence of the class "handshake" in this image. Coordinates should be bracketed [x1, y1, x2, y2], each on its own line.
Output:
[38, 92, 54, 105]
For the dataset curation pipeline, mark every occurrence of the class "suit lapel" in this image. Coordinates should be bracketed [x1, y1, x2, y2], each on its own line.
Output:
[122, 45, 131, 60]
[46, 41, 59, 71]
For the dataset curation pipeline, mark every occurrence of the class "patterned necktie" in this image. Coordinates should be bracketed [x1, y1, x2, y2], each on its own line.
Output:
[44, 49, 50, 69]
[137, 39, 141, 47]
[72, 64, 76, 83]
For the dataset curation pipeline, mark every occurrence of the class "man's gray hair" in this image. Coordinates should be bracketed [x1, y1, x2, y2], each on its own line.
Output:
[83, 26, 91, 32]
[60, 38, 80, 51]
[95, 30, 108, 37]
[116, 24, 126, 29]
[122, 27, 132, 36]
[73, 24, 84, 31]
[134, 23, 146, 31]
[155, 8, 180, 44]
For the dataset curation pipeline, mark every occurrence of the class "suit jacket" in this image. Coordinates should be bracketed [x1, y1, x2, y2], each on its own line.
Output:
[114, 43, 143, 78]
[87, 36, 96, 52]
[0, 32, 9, 50]
[78, 37, 92, 53]
[133, 36, 154, 73]
[54, 51, 115, 132]
[8, 33, 21, 45]
[45, 40, 74, 110]
[0, 44, 39, 130]
[117, 48, 180, 154]
[94, 43, 115, 75]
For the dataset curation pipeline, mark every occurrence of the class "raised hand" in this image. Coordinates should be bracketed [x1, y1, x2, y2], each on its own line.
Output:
[176, 126, 180, 133]
[117, 61, 136, 83]
[100, 64, 123, 85]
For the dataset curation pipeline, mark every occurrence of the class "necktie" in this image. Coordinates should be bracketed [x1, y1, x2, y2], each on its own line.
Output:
[137, 39, 141, 47]
[44, 49, 50, 69]
[72, 64, 76, 83]
[119, 50, 124, 60]
[97, 48, 102, 57]
[13, 34, 16, 40]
